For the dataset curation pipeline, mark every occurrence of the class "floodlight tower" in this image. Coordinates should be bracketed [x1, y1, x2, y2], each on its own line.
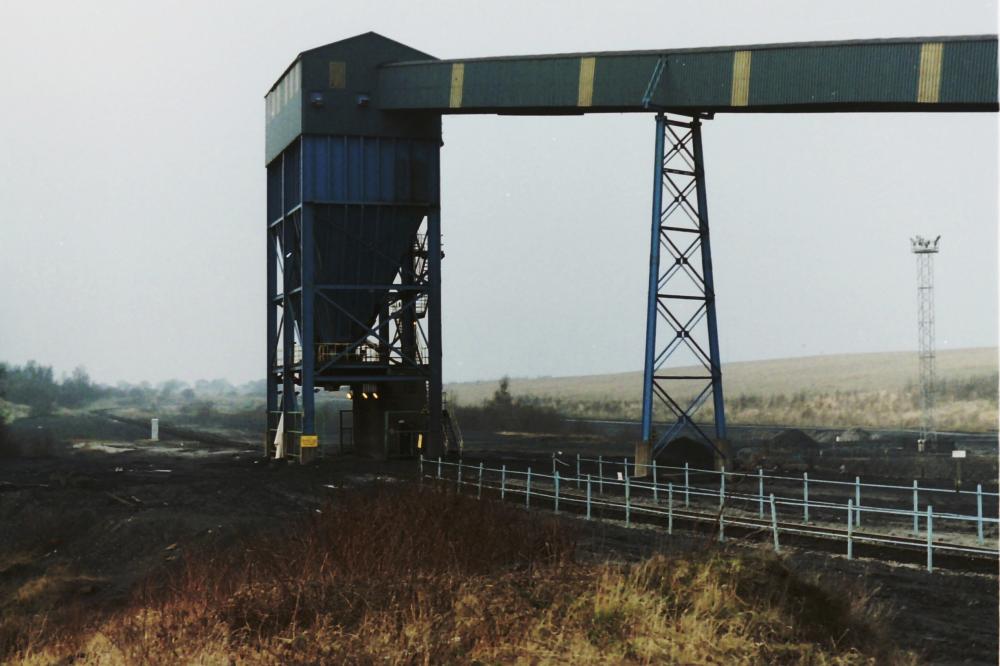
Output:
[910, 235, 941, 449]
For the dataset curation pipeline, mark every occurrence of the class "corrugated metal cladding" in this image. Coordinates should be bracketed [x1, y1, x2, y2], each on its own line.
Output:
[267, 135, 439, 343]
[376, 36, 998, 112]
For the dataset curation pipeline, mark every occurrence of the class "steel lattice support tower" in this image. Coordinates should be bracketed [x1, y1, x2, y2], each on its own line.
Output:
[640, 113, 727, 458]
[911, 235, 940, 445]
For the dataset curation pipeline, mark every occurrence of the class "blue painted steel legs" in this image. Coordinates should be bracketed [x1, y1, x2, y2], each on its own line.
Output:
[641, 114, 667, 446]
[427, 209, 444, 455]
[640, 114, 727, 459]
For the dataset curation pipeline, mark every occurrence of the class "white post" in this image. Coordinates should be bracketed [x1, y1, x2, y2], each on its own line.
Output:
[847, 499, 854, 560]
[437, 456, 442, 479]
[457, 459, 462, 491]
[758, 468, 764, 518]
[926, 505, 934, 572]
[576, 454, 581, 489]
[586, 474, 592, 520]
[150, 418, 159, 441]
[855, 476, 861, 526]
[477, 462, 484, 499]
[770, 493, 780, 553]
[624, 457, 630, 480]
[419, 454, 424, 479]
[977, 484, 984, 545]
[719, 465, 726, 509]
[652, 461, 659, 503]
[803, 472, 809, 523]
[501, 465, 507, 500]
[554, 471, 560, 514]
[667, 482, 674, 534]
[719, 508, 725, 543]
[684, 462, 690, 507]
[526, 467, 532, 508]
[598, 456, 604, 494]
[912, 480, 919, 536]
[625, 472, 631, 527]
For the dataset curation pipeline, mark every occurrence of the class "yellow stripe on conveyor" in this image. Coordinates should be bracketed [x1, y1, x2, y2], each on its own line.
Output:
[578, 56, 596, 107]
[917, 42, 944, 103]
[731, 50, 752, 107]
[449, 62, 465, 109]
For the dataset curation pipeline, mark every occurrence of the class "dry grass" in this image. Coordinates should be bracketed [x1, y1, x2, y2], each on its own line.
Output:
[7, 483, 914, 665]
[448, 348, 998, 432]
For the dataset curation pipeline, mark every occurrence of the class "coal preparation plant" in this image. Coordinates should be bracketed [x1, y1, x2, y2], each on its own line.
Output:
[264, 32, 997, 464]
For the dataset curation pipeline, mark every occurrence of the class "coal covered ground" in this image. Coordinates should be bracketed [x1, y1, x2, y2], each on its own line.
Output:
[0, 418, 996, 664]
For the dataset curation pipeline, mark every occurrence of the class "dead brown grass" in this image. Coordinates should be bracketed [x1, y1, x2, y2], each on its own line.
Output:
[7, 483, 914, 665]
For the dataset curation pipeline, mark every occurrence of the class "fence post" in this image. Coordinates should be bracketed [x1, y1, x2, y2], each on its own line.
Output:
[926, 505, 933, 573]
[719, 507, 725, 543]
[758, 468, 764, 518]
[803, 472, 809, 523]
[586, 475, 592, 520]
[554, 471, 560, 514]
[667, 482, 674, 534]
[625, 472, 631, 527]
[855, 476, 861, 526]
[598, 456, 604, 494]
[419, 454, 424, 480]
[576, 454, 581, 489]
[552, 455, 557, 479]
[652, 461, 659, 504]
[977, 484, 984, 545]
[526, 467, 532, 508]
[847, 499, 854, 560]
[770, 493, 780, 553]
[457, 459, 462, 492]
[437, 456, 442, 479]
[719, 465, 726, 509]
[684, 462, 690, 507]
[912, 480, 919, 537]
[624, 457, 630, 480]
[501, 465, 507, 500]
[477, 462, 484, 499]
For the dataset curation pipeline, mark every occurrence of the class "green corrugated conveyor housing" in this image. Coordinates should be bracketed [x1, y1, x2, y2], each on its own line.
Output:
[375, 35, 998, 114]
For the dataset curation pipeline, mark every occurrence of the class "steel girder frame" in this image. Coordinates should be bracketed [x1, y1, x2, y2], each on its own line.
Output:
[640, 113, 727, 459]
[266, 204, 444, 461]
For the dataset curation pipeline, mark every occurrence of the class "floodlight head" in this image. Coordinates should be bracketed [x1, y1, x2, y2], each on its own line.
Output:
[910, 235, 941, 254]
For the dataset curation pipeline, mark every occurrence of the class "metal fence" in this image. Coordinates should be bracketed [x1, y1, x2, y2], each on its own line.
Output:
[420, 455, 999, 573]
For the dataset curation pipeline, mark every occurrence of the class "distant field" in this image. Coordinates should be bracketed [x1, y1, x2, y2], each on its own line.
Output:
[447, 347, 999, 432]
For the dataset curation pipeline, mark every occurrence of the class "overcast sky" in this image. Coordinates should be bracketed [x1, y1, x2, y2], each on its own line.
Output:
[0, 0, 996, 385]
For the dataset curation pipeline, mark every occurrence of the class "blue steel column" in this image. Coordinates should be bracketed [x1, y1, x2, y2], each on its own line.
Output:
[427, 209, 443, 455]
[641, 113, 666, 446]
[266, 222, 278, 454]
[300, 204, 316, 442]
[691, 119, 727, 440]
